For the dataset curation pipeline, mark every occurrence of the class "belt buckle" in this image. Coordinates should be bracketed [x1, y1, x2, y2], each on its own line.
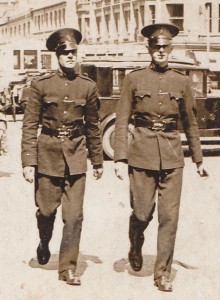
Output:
[57, 128, 71, 138]
[151, 121, 166, 131]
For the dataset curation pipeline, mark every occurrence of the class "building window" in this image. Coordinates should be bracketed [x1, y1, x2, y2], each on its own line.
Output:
[206, 3, 212, 33]
[167, 4, 184, 31]
[28, 22, 30, 35]
[19, 25, 21, 35]
[38, 15, 41, 30]
[85, 18, 90, 39]
[41, 53, 51, 69]
[114, 12, 119, 33]
[24, 50, 37, 69]
[140, 5, 145, 26]
[219, 4, 220, 32]
[104, 13, 110, 32]
[14, 26, 16, 36]
[96, 16, 101, 35]
[55, 11, 58, 27]
[23, 23, 26, 35]
[13, 50, 21, 69]
[123, 10, 130, 32]
[59, 10, 62, 26]
[45, 13, 48, 27]
[62, 8, 65, 24]
[149, 5, 155, 24]
[50, 12, 53, 26]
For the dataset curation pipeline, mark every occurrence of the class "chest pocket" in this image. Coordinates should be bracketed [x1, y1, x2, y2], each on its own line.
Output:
[70, 98, 86, 117]
[133, 90, 151, 112]
[42, 96, 59, 117]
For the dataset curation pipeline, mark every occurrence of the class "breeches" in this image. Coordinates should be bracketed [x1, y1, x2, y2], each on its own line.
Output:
[129, 166, 183, 278]
[35, 173, 86, 273]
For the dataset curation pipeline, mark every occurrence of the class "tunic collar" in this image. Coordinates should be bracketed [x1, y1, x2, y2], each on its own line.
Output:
[150, 62, 170, 73]
[57, 69, 77, 80]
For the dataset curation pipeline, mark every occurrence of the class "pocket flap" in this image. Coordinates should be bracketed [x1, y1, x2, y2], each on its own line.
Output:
[75, 99, 86, 107]
[169, 92, 183, 100]
[43, 96, 59, 104]
[135, 90, 151, 99]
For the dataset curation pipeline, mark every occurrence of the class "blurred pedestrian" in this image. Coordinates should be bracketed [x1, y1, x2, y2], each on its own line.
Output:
[21, 28, 103, 285]
[114, 23, 208, 292]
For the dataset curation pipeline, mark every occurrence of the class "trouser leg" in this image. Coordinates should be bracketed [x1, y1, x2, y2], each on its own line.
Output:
[128, 167, 157, 271]
[58, 173, 86, 274]
[36, 210, 56, 264]
[35, 174, 62, 264]
[154, 167, 183, 280]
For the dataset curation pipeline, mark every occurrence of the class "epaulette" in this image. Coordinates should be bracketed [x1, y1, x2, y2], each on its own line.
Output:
[78, 74, 95, 82]
[36, 72, 55, 82]
[130, 67, 146, 73]
[173, 69, 186, 76]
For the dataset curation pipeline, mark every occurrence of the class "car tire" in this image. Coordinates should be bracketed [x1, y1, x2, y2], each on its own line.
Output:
[102, 121, 134, 160]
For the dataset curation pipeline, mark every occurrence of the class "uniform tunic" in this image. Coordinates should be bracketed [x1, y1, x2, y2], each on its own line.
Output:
[21, 70, 103, 176]
[114, 65, 203, 168]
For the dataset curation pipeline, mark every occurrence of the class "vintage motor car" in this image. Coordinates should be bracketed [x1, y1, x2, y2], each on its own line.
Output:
[80, 57, 220, 159]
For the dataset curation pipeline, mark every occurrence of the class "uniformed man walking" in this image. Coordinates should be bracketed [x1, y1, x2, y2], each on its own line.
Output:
[114, 23, 208, 292]
[21, 28, 103, 285]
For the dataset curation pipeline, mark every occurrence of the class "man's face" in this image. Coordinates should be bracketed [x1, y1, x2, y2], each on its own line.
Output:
[149, 43, 172, 67]
[57, 49, 77, 70]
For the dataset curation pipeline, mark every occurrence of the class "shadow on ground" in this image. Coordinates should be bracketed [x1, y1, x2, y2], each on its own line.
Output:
[28, 253, 103, 276]
[113, 255, 198, 280]
[0, 171, 12, 177]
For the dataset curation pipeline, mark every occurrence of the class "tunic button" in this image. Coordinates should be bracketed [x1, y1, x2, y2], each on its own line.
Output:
[159, 76, 162, 80]
[65, 83, 68, 86]
[158, 114, 161, 118]
[64, 96, 68, 100]
[159, 102, 162, 106]
[159, 90, 162, 93]
[62, 125, 65, 128]
[61, 139, 64, 142]
[64, 111, 67, 114]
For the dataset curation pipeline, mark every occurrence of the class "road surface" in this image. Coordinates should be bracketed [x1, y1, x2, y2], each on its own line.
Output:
[0, 120, 220, 300]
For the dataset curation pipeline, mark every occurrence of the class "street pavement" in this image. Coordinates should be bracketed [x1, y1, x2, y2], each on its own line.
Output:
[0, 120, 220, 300]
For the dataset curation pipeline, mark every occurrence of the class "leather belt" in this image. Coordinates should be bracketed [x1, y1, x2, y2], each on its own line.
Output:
[41, 126, 84, 139]
[134, 119, 177, 131]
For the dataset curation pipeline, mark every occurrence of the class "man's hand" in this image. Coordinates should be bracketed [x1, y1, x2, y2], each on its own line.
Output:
[93, 164, 103, 180]
[23, 166, 35, 183]
[114, 161, 128, 180]
[196, 162, 209, 177]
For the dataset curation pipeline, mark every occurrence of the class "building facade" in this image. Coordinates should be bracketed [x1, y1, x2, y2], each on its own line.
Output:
[0, 0, 220, 87]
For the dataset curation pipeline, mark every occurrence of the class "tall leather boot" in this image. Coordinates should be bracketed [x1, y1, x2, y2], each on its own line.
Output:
[128, 214, 149, 272]
[36, 210, 56, 265]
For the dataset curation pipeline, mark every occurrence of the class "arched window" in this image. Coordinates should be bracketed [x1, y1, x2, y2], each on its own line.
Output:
[23, 23, 26, 35]
[59, 10, 62, 26]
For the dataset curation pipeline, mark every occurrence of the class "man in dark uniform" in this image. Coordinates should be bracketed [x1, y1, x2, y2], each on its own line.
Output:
[114, 23, 208, 292]
[21, 28, 103, 285]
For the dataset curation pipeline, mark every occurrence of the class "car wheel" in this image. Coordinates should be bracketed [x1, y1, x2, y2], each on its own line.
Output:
[102, 121, 134, 160]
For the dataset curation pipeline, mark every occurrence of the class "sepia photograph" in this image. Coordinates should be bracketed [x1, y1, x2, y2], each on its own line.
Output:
[0, 0, 220, 299]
